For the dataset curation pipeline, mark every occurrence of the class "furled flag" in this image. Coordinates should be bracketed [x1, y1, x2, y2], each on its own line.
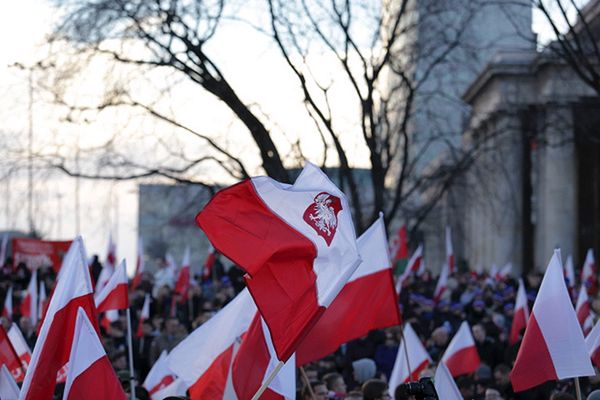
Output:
[0, 325, 24, 382]
[564, 254, 576, 290]
[396, 244, 423, 293]
[20, 269, 38, 326]
[143, 351, 186, 400]
[7, 323, 32, 375]
[2, 286, 13, 320]
[19, 236, 98, 400]
[195, 162, 361, 361]
[174, 247, 191, 302]
[441, 321, 480, 377]
[576, 285, 593, 336]
[390, 225, 408, 274]
[433, 264, 449, 303]
[495, 263, 512, 281]
[0, 364, 20, 400]
[446, 226, 455, 274]
[202, 245, 217, 282]
[61, 308, 126, 400]
[510, 250, 594, 392]
[131, 236, 145, 291]
[95, 260, 129, 312]
[295, 215, 401, 365]
[388, 322, 431, 392]
[509, 279, 529, 345]
[434, 362, 462, 400]
[136, 294, 151, 338]
[581, 249, 596, 293]
[585, 320, 600, 369]
[38, 282, 48, 322]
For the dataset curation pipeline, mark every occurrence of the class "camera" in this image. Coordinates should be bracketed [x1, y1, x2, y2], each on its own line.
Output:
[395, 377, 439, 400]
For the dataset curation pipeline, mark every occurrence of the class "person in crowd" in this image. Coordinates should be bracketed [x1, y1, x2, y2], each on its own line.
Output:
[362, 379, 391, 400]
[301, 381, 329, 400]
[323, 371, 347, 399]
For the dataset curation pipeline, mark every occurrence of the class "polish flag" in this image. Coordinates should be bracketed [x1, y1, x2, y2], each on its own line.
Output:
[0, 325, 24, 382]
[136, 294, 151, 338]
[7, 323, 32, 374]
[495, 263, 512, 281]
[434, 362, 462, 400]
[105, 232, 116, 269]
[95, 260, 129, 312]
[433, 263, 449, 303]
[446, 226, 454, 274]
[390, 225, 408, 264]
[396, 244, 423, 293]
[585, 320, 600, 368]
[2, 286, 13, 320]
[100, 310, 119, 332]
[576, 285, 593, 335]
[509, 279, 529, 345]
[62, 308, 127, 400]
[143, 351, 185, 400]
[196, 162, 361, 361]
[388, 322, 431, 392]
[581, 249, 596, 293]
[38, 282, 48, 321]
[295, 215, 401, 365]
[0, 364, 20, 400]
[441, 321, 480, 377]
[202, 245, 216, 281]
[19, 236, 98, 400]
[510, 250, 594, 392]
[564, 255, 576, 289]
[20, 269, 38, 326]
[167, 290, 256, 398]
[131, 236, 145, 291]
[174, 247, 191, 302]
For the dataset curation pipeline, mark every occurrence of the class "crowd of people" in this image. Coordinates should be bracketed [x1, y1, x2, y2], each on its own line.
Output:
[1, 251, 599, 400]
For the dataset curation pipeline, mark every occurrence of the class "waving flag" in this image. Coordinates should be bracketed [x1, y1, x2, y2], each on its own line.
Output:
[389, 322, 431, 392]
[196, 162, 360, 361]
[396, 244, 423, 293]
[586, 320, 600, 368]
[441, 321, 480, 377]
[95, 260, 128, 312]
[0, 325, 24, 382]
[0, 364, 20, 400]
[509, 279, 529, 345]
[433, 264, 449, 303]
[62, 308, 126, 400]
[143, 351, 185, 400]
[131, 237, 145, 291]
[434, 363, 462, 400]
[20, 270, 38, 326]
[446, 226, 454, 274]
[174, 247, 191, 302]
[2, 286, 13, 320]
[576, 285, 593, 335]
[38, 282, 48, 321]
[136, 294, 151, 338]
[295, 215, 401, 365]
[202, 245, 217, 282]
[7, 323, 32, 376]
[19, 237, 98, 400]
[510, 250, 594, 392]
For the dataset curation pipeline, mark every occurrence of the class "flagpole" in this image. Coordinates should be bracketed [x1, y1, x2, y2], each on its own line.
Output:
[299, 366, 316, 400]
[399, 324, 412, 381]
[125, 307, 136, 400]
[574, 377, 582, 400]
[251, 361, 284, 400]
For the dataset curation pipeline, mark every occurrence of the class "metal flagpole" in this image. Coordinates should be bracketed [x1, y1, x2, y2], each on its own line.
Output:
[399, 324, 412, 381]
[251, 361, 284, 400]
[126, 307, 136, 400]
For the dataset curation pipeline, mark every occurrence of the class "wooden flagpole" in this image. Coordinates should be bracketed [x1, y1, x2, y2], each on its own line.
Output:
[251, 361, 284, 400]
[574, 377, 582, 400]
[125, 308, 136, 400]
[299, 366, 316, 400]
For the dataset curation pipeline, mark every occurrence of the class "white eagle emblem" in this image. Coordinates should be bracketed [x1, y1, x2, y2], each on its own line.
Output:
[303, 192, 342, 246]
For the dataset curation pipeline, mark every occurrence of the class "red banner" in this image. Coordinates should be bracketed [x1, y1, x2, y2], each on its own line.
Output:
[12, 238, 72, 272]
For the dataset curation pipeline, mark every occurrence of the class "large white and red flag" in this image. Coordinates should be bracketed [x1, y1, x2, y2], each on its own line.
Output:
[585, 320, 600, 369]
[0, 325, 24, 382]
[445, 226, 454, 274]
[388, 322, 431, 392]
[174, 246, 191, 301]
[196, 162, 361, 361]
[19, 236, 98, 400]
[131, 236, 145, 291]
[433, 263, 449, 303]
[441, 321, 480, 377]
[136, 294, 151, 338]
[295, 215, 401, 365]
[95, 260, 128, 313]
[2, 285, 13, 320]
[20, 269, 38, 326]
[0, 364, 20, 400]
[576, 285, 593, 335]
[7, 323, 32, 375]
[564, 254, 576, 289]
[434, 362, 462, 400]
[581, 249, 596, 292]
[62, 308, 126, 400]
[143, 350, 185, 400]
[396, 244, 423, 293]
[509, 279, 529, 345]
[510, 250, 594, 392]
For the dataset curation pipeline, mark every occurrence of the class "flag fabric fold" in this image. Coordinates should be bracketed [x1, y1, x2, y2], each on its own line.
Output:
[441, 321, 480, 377]
[510, 250, 594, 392]
[434, 362, 462, 400]
[195, 162, 360, 361]
[388, 322, 431, 393]
[143, 351, 185, 400]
